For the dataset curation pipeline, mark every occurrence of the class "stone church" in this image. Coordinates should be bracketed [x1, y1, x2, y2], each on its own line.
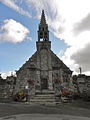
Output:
[15, 10, 72, 94]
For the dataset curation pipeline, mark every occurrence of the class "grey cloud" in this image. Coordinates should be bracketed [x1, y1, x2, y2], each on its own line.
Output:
[71, 44, 90, 72]
[73, 13, 90, 36]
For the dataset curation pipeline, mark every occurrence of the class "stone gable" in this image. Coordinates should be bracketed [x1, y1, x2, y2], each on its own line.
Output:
[15, 10, 72, 94]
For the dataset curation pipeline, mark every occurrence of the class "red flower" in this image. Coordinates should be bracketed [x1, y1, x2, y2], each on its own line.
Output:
[25, 78, 35, 85]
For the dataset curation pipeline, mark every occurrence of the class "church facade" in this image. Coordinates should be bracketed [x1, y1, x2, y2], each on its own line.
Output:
[15, 10, 72, 94]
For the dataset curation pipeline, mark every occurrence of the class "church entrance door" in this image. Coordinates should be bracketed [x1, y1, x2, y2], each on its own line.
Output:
[41, 78, 48, 89]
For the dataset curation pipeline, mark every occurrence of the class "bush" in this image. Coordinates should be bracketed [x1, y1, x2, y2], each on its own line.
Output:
[13, 91, 28, 102]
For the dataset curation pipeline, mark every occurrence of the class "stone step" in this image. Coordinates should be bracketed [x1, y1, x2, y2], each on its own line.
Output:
[35, 90, 55, 94]
[31, 96, 55, 99]
[29, 101, 61, 105]
[29, 93, 58, 105]
[33, 94, 55, 98]
[35, 94, 55, 96]
[29, 100, 61, 105]
[29, 99, 61, 105]
[28, 90, 61, 105]
[30, 99, 55, 102]
[31, 94, 55, 99]
[30, 97, 55, 101]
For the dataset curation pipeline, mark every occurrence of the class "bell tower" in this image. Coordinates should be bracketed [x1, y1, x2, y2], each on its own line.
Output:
[36, 10, 51, 51]
[38, 10, 49, 41]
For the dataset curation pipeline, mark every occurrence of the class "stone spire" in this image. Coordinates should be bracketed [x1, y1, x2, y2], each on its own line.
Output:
[40, 10, 46, 25]
[38, 10, 49, 41]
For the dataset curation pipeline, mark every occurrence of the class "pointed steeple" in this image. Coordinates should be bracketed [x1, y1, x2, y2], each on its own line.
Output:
[38, 10, 49, 41]
[36, 10, 51, 51]
[40, 10, 46, 25]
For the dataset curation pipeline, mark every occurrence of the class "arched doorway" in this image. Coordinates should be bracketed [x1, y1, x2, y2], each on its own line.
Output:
[41, 78, 48, 89]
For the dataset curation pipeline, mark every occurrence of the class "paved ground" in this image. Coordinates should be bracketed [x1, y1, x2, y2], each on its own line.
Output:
[0, 114, 90, 120]
[0, 100, 90, 119]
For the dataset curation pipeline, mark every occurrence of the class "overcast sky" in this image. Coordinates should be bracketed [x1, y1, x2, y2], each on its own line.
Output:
[0, 0, 90, 78]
